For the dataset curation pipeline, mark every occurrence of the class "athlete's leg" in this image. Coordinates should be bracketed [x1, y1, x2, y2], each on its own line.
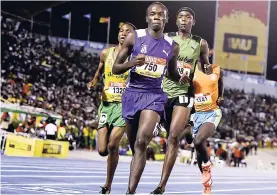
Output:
[126, 119, 139, 155]
[128, 110, 159, 193]
[125, 121, 138, 194]
[182, 123, 194, 144]
[197, 151, 203, 173]
[98, 126, 109, 156]
[157, 107, 191, 191]
[103, 126, 125, 190]
[194, 123, 214, 183]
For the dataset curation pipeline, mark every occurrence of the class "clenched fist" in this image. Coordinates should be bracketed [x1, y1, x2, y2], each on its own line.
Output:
[132, 54, 146, 66]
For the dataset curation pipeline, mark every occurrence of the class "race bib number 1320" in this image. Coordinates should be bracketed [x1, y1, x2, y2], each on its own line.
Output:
[107, 82, 126, 94]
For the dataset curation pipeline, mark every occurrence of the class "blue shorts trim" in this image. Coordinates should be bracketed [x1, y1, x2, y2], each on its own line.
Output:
[192, 109, 222, 136]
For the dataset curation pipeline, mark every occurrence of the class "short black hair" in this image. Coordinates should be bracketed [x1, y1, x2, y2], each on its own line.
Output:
[147, 1, 169, 18]
[177, 7, 195, 20]
[122, 22, 137, 30]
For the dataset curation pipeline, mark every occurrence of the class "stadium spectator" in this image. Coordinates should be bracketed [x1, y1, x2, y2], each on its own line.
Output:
[45, 118, 57, 140]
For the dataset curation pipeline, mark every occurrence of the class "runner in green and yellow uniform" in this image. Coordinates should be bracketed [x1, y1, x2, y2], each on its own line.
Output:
[151, 7, 212, 194]
[87, 22, 136, 194]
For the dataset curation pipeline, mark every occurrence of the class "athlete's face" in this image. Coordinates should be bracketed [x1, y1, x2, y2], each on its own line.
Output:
[118, 24, 134, 45]
[176, 11, 195, 32]
[147, 4, 167, 31]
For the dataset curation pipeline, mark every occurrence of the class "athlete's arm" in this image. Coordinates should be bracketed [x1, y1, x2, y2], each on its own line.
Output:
[87, 49, 108, 89]
[167, 42, 180, 81]
[167, 42, 190, 84]
[112, 32, 136, 75]
[199, 39, 212, 74]
[217, 67, 224, 106]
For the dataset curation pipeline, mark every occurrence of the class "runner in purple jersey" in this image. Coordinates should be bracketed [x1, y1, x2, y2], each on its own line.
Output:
[112, 2, 190, 194]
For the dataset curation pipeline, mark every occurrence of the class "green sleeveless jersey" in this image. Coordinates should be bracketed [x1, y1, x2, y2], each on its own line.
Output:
[163, 33, 202, 98]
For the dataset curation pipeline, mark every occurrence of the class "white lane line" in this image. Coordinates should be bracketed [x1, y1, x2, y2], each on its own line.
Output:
[2, 181, 277, 186]
[0, 170, 196, 175]
[2, 175, 277, 180]
[0, 165, 136, 171]
[1, 170, 260, 177]
[1, 162, 123, 168]
[1, 186, 96, 193]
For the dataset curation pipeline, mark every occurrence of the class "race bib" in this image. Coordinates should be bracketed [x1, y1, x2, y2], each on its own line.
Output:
[135, 56, 166, 78]
[179, 95, 189, 104]
[194, 93, 212, 105]
[177, 61, 191, 76]
[179, 96, 194, 108]
[107, 82, 126, 95]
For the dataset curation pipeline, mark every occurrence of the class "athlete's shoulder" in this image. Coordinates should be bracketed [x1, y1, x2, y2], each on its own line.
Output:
[135, 29, 147, 38]
[213, 64, 222, 69]
[101, 47, 113, 61]
[164, 34, 174, 46]
[102, 47, 113, 55]
[212, 64, 222, 75]
[191, 35, 202, 43]
[218, 65, 224, 75]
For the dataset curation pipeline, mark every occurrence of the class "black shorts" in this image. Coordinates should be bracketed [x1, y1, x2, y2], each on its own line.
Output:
[163, 95, 194, 126]
[46, 135, 56, 140]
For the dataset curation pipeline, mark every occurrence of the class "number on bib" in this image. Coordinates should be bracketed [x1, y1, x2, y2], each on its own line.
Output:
[135, 56, 166, 78]
[194, 94, 212, 105]
[108, 87, 125, 94]
[179, 95, 189, 104]
[177, 61, 191, 76]
[107, 82, 126, 94]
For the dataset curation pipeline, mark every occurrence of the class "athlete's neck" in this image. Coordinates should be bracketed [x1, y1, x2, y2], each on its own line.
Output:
[178, 31, 191, 39]
[147, 28, 163, 39]
[113, 44, 122, 58]
[116, 44, 122, 51]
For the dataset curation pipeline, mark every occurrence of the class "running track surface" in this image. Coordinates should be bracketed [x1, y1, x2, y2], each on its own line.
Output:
[1, 155, 277, 194]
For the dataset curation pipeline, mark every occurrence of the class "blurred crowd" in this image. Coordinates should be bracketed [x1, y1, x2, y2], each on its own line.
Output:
[1, 17, 277, 155]
[218, 89, 277, 140]
[1, 17, 102, 125]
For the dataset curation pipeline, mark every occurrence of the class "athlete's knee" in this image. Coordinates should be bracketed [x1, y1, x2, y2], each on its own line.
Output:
[107, 141, 119, 154]
[168, 132, 179, 146]
[98, 148, 109, 157]
[168, 127, 182, 146]
[135, 136, 151, 151]
[194, 136, 205, 149]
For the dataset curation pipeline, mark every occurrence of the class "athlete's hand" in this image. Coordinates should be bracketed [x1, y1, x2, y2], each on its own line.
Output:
[133, 54, 145, 66]
[217, 97, 224, 106]
[87, 78, 97, 90]
[179, 74, 190, 84]
[203, 64, 213, 75]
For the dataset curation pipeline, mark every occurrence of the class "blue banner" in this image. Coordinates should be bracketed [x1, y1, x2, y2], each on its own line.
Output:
[49, 36, 106, 51]
[224, 71, 277, 87]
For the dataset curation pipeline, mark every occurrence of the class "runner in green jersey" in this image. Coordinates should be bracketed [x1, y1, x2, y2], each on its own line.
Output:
[151, 7, 212, 194]
[87, 23, 136, 194]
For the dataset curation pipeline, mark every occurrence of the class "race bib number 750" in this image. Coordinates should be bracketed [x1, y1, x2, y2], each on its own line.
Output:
[135, 56, 167, 78]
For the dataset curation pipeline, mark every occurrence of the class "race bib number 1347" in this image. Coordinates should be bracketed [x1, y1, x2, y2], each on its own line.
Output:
[195, 93, 212, 105]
